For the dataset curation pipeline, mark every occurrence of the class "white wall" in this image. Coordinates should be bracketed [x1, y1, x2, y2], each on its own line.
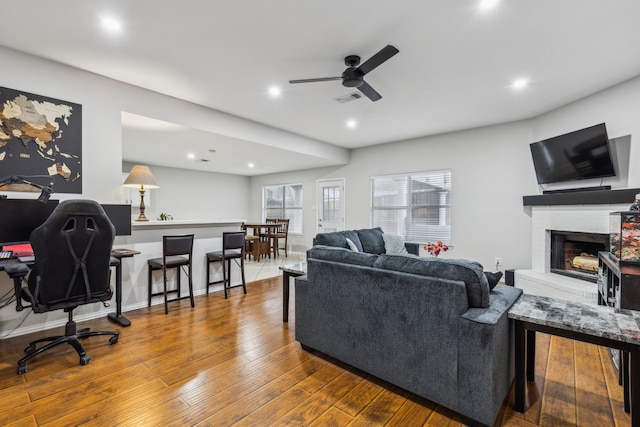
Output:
[122, 161, 249, 221]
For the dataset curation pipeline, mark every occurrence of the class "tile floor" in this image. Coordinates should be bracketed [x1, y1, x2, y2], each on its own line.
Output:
[243, 251, 306, 282]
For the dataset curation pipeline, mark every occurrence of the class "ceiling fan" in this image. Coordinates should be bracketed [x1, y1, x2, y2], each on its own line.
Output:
[289, 45, 399, 102]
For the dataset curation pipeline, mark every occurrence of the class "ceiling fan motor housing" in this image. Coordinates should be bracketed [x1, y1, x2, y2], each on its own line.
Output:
[342, 68, 364, 87]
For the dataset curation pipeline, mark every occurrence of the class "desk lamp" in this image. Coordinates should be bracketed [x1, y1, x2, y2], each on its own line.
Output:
[122, 165, 159, 221]
[0, 175, 55, 202]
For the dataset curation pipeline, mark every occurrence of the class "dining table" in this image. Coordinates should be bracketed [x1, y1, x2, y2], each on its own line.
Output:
[242, 223, 284, 260]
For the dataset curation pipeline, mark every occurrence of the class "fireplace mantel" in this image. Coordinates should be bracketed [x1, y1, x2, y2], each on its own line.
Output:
[523, 188, 640, 207]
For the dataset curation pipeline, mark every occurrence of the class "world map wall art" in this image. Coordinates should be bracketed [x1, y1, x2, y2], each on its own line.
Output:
[0, 86, 82, 194]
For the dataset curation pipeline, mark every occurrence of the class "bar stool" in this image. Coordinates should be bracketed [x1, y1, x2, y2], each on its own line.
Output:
[147, 234, 195, 314]
[206, 231, 247, 298]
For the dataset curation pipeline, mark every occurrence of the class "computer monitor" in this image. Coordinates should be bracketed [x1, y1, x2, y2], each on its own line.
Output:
[0, 201, 132, 250]
[0, 199, 59, 248]
[101, 204, 132, 236]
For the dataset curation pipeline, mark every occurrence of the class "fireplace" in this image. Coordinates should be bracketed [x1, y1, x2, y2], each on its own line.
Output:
[550, 230, 608, 283]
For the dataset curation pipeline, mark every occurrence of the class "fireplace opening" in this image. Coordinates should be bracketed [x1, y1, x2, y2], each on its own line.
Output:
[550, 230, 609, 282]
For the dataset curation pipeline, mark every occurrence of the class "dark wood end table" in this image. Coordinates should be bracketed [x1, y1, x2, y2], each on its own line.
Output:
[279, 262, 306, 322]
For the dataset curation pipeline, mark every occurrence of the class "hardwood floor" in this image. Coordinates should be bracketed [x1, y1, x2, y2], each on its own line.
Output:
[0, 277, 630, 426]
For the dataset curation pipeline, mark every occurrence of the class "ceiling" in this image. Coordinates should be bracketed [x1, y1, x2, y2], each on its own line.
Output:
[2, 1, 640, 175]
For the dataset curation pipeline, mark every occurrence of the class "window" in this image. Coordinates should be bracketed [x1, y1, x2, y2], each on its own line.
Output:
[263, 184, 303, 234]
[371, 170, 451, 244]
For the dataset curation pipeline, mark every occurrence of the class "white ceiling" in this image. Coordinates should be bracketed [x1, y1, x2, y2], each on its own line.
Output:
[2, 1, 640, 175]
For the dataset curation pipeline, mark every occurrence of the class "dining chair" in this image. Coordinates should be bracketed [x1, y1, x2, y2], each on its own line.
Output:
[262, 218, 280, 258]
[241, 224, 260, 262]
[270, 218, 290, 257]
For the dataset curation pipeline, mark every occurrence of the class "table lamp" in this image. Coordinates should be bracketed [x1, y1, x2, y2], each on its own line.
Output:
[122, 165, 159, 221]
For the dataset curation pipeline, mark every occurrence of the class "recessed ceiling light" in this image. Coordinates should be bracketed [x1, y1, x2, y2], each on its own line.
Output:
[346, 120, 357, 128]
[268, 86, 281, 97]
[248, 162, 255, 168]
[100, 16, 123, 33]
[187, 153, 195, 160]
[512, 78, 529, 90]
[479, 0, 499, 10]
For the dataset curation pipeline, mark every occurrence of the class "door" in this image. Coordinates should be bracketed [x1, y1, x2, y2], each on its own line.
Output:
[317, 179, 345, 233]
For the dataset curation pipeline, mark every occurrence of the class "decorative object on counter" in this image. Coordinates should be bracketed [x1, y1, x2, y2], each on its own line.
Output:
[424, 240, 449, 257]
[157, 213, 173, 221]
[631, 193, 640, 211]
[610, 211, 640, 264]
[122, 165, 159, 221]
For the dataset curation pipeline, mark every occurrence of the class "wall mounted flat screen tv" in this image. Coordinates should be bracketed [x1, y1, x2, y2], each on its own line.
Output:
[529, 123, 616, 185]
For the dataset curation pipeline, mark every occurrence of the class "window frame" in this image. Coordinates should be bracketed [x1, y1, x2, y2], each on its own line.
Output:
[262, 183, 303, 235]
[370, 169, 451, 244]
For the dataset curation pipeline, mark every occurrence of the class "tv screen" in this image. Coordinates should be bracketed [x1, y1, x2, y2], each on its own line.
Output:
[529, 123, 616, 185]
[0, 199, 59, 247]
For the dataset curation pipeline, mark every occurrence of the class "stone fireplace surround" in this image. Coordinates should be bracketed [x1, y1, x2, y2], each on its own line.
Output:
[515, 188, 639, 304]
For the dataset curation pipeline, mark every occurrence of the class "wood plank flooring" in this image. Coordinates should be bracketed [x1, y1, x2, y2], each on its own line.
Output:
[0, 277, 631, 426]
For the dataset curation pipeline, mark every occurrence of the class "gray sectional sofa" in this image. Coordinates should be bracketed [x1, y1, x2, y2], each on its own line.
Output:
[295, 228, 522, 427]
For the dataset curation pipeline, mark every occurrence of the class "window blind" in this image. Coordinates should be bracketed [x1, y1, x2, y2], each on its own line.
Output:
[371, 170, 451, 244]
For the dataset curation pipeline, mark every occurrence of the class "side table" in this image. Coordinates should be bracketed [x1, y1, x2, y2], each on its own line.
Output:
[509, 294, 640, 426]
[108, 248, 141, 327]
[279, 262, 306, 322]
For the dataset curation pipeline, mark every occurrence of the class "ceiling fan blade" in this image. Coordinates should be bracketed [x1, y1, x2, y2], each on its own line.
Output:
[357, 80, 382, 102]
[289, 77, 341, 84]
[356, 45, 399, 76]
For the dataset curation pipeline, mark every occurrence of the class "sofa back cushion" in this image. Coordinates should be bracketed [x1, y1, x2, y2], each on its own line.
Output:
[307, 245, 379, 267]
[373, 254, 490, 308]
[314, 230, 363, 252]
[356, 227, 385, 254]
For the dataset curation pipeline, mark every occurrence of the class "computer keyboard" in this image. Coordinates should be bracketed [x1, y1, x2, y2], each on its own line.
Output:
[0, 250, 13, 260]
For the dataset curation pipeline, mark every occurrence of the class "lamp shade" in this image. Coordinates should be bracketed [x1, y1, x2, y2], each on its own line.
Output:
[122, 165, 159, 189]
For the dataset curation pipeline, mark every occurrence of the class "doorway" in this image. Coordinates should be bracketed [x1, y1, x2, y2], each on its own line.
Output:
[317, 179, 345, 233]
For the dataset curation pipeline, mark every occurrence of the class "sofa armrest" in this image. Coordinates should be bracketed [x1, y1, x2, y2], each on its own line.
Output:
[460, 285, 522, 325]
[404, 242, 420, 255]
[457, 285, 522, 425]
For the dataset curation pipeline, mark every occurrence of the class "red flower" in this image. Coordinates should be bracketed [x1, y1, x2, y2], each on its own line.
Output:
[423, 241, 449, 257]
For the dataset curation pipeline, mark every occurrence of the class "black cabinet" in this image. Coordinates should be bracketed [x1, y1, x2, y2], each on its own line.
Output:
[598, 251, 640, 310]
[597, 251, 640, 381]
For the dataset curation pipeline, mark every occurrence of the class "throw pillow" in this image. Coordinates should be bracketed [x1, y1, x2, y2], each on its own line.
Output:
[314, 230, 363, 252]
[356, 227, 385, 254]
[484, 271, 503, 290]
[345, 237, 359, 252]
[382, 234, 408, 254]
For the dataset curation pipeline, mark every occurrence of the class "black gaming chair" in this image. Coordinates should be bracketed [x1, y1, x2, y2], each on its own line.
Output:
[16, 199, 119, 374]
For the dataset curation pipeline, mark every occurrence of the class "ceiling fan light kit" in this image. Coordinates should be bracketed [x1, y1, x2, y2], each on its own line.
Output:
[289, 45, 399, 102]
